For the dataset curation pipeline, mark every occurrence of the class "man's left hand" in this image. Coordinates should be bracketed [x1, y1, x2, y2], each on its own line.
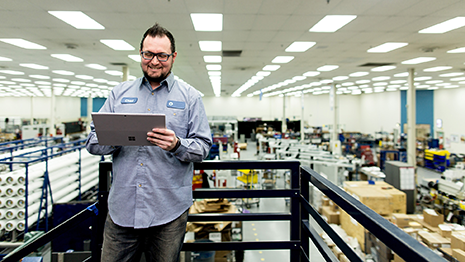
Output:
[147, 128, 178, 151]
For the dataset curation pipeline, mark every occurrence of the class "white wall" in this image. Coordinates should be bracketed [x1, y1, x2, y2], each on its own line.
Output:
[202, 91, 400, 136]
[0, 96, 81, 123]
[434, 88, 465, 154]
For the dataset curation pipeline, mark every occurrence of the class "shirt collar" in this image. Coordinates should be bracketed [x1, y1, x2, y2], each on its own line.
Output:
[142, 73, 175, 92]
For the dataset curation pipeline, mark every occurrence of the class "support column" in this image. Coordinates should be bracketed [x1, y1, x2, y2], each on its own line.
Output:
[330, 84, 340, 154]
[300, 91, 305, 142]
[87, 95, 93, 133]
[30, 96, 34, 125]
[50, 90, 56, 136]
[122, 66, 129, 82]
[282, 95, 287, 134]
[407, 68, 416, 168]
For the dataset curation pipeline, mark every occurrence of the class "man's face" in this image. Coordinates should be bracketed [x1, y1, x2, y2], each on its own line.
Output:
[140, 35, 177, 86]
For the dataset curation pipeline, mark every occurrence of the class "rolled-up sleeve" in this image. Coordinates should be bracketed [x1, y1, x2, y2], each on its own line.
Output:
[172, 95, 212, 162]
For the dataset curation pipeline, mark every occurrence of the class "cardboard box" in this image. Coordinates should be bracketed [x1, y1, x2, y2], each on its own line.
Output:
[451, 232, 465, 250]
[409, 221, 423, 229]
[322, 206, 340, 224]
[392, 213, 410, 228]
[403, 227, 419, 240]
[453, 249, 465, 262]
[439, 224, 453, 238]
[423, 209, 444, 227]
[418, 231, 450, 249]
[345, 186, 393, 215]
[339, 210, 366, 251]
[365, 231, 393, 262]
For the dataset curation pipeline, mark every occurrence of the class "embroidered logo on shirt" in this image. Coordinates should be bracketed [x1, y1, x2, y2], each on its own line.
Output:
[121, 97, 138, 104]
[167, 100, 185, 109]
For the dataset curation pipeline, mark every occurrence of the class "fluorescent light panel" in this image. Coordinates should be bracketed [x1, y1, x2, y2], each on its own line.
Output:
[317, 65, 339, 71]
[51, 54, 83, 62]
[48, 11, 104, 30]
[271, 56, 294, 63]
[0, 39, 46, 49]
[199, 41, 222, 51]
[401, 57, 436, 64]
[100, 40, 135, 50]
[128, 55, 141, 62]
[309, 15, 357, 32]
[206, 65, 221, 70]
[371, 66, 396, 72]
[203, 56, 222, 63]
[419, 17, 465, 34]
[263, 65, 280, 71]
[190, 14, 223, 31]
[447, 47, 465, 53]
[0, 56, 12, 61]
[285, 41, 316, 52]
[367, 42, 408, 53]
[85, 64, 107, 70]
[20, 63, 49, 70]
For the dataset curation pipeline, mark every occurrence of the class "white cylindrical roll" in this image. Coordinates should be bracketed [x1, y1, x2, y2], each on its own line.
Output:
[16, 198, 25, 208]
[0, 199, 4, 208]
[0, 210, 5, 219]
[5, 186, 25, 197]
[27, 179, 45, 193]
[5, 220, 17, 231]
[5, 198, 16, 208]
[0, 219, 6, 230]
[0, 186, 7, 196]
[16, 220, 25, 231]
[5, 174, 25, 185]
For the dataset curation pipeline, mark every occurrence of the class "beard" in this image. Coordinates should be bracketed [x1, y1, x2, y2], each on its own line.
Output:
[141, 64, 172, 85]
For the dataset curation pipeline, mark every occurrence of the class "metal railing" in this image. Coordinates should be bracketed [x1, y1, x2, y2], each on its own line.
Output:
[1, 160, 448, 262]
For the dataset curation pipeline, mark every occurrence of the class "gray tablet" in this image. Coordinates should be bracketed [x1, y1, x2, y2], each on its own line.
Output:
[91, 112, 166, 146]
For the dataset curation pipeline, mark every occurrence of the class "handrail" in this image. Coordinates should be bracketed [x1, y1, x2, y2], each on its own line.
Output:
[300, 165, 447, 262]
[0, 160, 450, 262]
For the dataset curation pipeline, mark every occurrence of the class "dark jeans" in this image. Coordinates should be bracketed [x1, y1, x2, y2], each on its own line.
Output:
[101, 210, 188, 262]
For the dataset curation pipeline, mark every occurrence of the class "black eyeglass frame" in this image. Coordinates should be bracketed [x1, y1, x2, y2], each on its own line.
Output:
[140, 51, 174, 62]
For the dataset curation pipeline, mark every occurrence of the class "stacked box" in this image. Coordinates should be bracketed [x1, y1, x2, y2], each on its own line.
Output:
[418, 231, 450, 249]
[340, 210, 366, 251]
[423, 209, 444, 227]
[321, 206, 340, 224]
[365, 231, 393, 262]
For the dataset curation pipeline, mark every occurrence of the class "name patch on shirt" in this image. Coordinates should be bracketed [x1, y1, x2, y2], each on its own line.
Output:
[167, 100, 185, 109]
[121, 97, 138, 104]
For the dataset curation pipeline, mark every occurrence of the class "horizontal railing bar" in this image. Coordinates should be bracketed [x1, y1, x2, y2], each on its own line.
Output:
[301, 166, 447, 262]
[182, 240, 300, 251]
[193, 188, 298, 198]
[302, 220, 339, 262]
[194, 160, 301, 170]
[188, 213, 291, 222]
[300, 197, 363, 262]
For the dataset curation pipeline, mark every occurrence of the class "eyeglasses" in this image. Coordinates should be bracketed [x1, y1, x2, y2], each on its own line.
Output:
[140, 51, 173, 62]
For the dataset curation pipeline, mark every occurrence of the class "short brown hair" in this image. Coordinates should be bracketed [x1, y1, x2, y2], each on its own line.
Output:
[140, 23, 176, 53]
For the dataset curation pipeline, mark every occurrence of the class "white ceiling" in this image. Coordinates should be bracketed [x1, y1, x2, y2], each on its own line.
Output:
[1, 0, 465, 98]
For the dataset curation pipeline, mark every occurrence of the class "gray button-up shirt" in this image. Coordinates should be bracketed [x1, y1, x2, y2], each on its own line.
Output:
[86, 73, 212, 228]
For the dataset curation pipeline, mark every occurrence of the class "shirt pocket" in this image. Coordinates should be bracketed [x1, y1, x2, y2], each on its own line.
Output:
[165, 107, 188, 138]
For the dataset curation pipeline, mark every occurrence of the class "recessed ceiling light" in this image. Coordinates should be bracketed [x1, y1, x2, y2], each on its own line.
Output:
[30, 75, 50, 79]
[48, 11, 105, 30]
[0, 70, 24, 75]
[257, 71, 271, 77]
[51, 54, 83, 62]
[208, 71, 221, 76]
[439, 72, 464, 77]
[371, 66, 396, 72]
[199, 41, 222, 51]
[263, 65, 280, 71]
[190, 13, 223, 31]
[285, 41, 316, 52]
[206, 65, 221, 71]
[444, 85, 459, 89]
[0, 39, 47, 49]
[85, 64, 107, 70]
[52, 70, 75, 75]
[423, 66, 452, 72]
[356, 80, 371, 84]
[271, 56, 294, 63]
[425, 80, 443, 84]
[317, 65, 339, 71]
[203, 56, 222, 63]
[11, 78, 31, 83]
[419, 17, 465, 34]
[93, 78, 108, 83]
[75, 75, 94, 80]
[105, 70, 123, 76]
[414, 76, 432, 81]
[35, 81, 51, 85]
[320, 79, 333, 84]
[0, 56, 12, 61]
[401, 57, 436, 64]
[394, 72, 409, 77]
[447, 47, 465, 53]
[52, 78, 70, 83]
[367, 42, 408, 53]
[372, 76, 390, 81]
[100, 40, 135, 50]
[20, 63, 49, 70]
[333, 76, 349, 81]
[349, 72, 369, 77]
[309, 15, 357, 32]
[128, 55, 141, 62]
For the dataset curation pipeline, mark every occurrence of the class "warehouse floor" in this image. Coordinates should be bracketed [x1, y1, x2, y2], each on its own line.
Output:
[236, 142, 325, 262]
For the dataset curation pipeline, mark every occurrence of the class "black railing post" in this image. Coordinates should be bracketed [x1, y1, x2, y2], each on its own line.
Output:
[299, 165, 310, 261]
[90, 161, 112, 262]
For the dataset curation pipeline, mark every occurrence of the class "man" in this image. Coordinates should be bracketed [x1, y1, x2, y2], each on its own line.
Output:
[86, 23, 212, 262]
